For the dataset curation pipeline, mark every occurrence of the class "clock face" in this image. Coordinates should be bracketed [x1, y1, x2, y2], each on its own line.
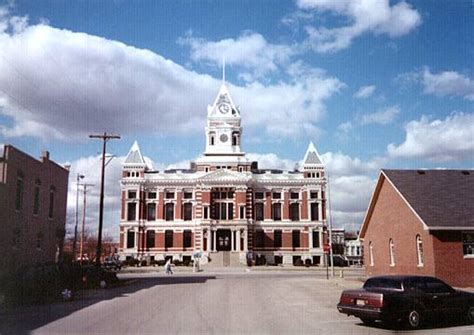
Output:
[218, 103, 231, 114]
[220, 134, 229, 143]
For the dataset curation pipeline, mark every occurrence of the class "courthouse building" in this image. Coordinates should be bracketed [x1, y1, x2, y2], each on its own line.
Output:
[118, 83, 328, 266]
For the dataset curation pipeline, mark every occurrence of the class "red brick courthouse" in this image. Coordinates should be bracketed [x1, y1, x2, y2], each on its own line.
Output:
[360, 169, 474, 287]
[119, 83, 328, 266]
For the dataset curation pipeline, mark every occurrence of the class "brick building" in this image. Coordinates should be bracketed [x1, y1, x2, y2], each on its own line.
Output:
[119, 82, 328, 266]
[0, 145, 69, 278]
[360, 169, 474, 287]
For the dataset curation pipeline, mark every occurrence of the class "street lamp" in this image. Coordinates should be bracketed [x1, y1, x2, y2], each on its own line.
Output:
[89, 132, 120, 266]
[79, 183, 95, 265]
[72, 173, 85, 261]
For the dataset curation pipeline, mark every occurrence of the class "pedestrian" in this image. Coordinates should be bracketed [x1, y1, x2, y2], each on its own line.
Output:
[165, 258, 173, 275]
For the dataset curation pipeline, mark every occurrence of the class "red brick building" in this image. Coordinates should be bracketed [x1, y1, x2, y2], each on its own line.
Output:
[0, 145, 69, 278]
[119, 83, 328, 266]
[360, 169, 474, 287]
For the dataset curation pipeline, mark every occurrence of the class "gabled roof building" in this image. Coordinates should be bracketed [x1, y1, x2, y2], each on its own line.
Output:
[119, 82, 328, 266]
[360, 169, 474, 287]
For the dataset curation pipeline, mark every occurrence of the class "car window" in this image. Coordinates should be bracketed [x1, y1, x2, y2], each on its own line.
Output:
[423, 278, 453, 294]
[364, 278, 402, 290]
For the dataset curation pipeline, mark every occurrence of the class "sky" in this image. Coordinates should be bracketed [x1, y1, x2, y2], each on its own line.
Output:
[0, 0, 472, 239]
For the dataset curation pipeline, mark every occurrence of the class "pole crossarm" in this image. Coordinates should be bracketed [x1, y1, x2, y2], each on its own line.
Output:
[89, 132, 120, 266]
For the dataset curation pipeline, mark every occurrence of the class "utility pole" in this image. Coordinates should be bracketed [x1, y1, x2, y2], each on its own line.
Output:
[79, 183, 94, 265]
[89, 132, 120, 266]
[72, 173, 84, 261]
[326, 172, 335, 277]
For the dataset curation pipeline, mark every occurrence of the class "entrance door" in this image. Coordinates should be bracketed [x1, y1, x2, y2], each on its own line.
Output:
[216, 229, 231, 251]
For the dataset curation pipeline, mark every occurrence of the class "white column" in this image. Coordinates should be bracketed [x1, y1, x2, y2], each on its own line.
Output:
[319, 201, 323, 221]
[308, 229, 313, 250]
[206, 230, 211, 252]
[236, 230, 241, 252]
[319, 230, 323, 248]
[231, 229, 235, 251]
[243, 230, 248, 252]
[212, 230, 216, 252]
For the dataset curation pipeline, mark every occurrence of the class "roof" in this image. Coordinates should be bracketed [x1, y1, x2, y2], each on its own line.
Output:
[302, 142, 323, 166]
[360, 169, 474, 237]
[124, 141, 146, 165]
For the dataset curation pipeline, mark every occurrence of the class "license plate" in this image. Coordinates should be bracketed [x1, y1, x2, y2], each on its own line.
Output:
[356, 299, 366, 306]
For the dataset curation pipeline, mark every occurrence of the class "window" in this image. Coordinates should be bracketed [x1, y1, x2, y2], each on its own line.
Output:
[255, 230, 264, 248]
[15, 172, 24, 211]
[203, 206, 209, 219]
[274, 230, 282, 248]
[312, 230, 320, 248]
[369, 241, 374, 266]
[289, 203, 299, 221]
[165, 192, 175, 199]
[184, 230, 192, 248]
[239, 206, 245, 219]
[228, 203, 234, 220]
[292, 230, 300, 248]
[165, 230, 173, 248]
[36, 233, 43, 250]
[310, 203, 319, 221]
[272, 192, 281, 199]
[310, 191, 318, 199]
[127, 203, 137, 221]
[255, 203, 264, 221]
[389, 239, 395, 266]
[290, 192, 299, 200]
[462, 232, 474, 257]
[254, 192, 264, 200]
[183, 192, 193, 199]
[232, 134, 238, 146]
[416, 235, 424, 266]
[212, 202, 233, 220]
[210, 135, 215, 146]
[48, 186, 55, 218]
[146, 203, 156, 221]
[127, 230, 135, 248]
[272, 203, 281, 221]
[147, 192, 157, 199]
[128, 190, 137, 199]
[33, 179, 41, 215]
[183, 203, 192, 221]
[165, 203, 174, 221]
[146, 230, 155, 248]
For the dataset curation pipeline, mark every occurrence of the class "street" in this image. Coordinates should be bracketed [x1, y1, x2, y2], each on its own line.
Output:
[1, 269, 473, 334]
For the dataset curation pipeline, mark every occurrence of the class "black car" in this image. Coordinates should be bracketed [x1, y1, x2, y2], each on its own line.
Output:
[337, 275, 474, 329]
[80, 265, 118, 289]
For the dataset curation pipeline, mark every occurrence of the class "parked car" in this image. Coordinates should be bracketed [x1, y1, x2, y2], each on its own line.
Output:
[0, 263, 83, 305]
[102, 256, 122, 271]
[332, 255, 349, 267]
[337, 275, 474, 329]
[80, 265, 118, 289]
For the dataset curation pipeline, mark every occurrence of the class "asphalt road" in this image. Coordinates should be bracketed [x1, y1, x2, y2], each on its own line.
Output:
[1, 270, 473, 334]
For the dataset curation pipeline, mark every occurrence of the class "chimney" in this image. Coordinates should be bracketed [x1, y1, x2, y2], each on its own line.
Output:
[41, 150, 50, 161]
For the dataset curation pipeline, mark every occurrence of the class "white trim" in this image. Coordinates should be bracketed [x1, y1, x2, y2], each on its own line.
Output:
[428, 226, 474, 231]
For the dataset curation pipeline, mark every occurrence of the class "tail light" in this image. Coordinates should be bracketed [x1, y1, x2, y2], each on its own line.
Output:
[339, 294, 353, 305]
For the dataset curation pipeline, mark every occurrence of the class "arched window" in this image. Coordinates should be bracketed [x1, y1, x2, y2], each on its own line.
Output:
[416, 235, 424, 267]
[33, 179, 41, 215]
[48, 186, 56, 219]
[165, 203, 174, 221]
[183, 203, 192, 221]
[389, 238, 395, 266]
[289, 203, 299, 221]
[369, 241, 374, 266]
[16, 171, 24, 211]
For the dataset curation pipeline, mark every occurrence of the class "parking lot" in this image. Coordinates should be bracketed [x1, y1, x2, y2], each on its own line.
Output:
[1, 268, 473, 334]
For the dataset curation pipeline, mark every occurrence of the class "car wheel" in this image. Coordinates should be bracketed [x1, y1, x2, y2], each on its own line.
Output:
[407, 309, 421, 329]
[61, 288, 73, 301]
[465, 306, 474, 324]
[360, 318, 375, 326]
[99, 279, 107, 289]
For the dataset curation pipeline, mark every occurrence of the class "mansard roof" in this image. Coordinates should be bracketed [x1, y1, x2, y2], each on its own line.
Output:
[303, 142, 324, 166]
[124, 141, 146, 166]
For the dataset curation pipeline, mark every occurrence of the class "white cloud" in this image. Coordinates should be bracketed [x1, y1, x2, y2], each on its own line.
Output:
[388, 112, 474, 162]
[246, 153, 299, 171]
[179, 32, 297, 81]
[321, 151, 383, 176]
[360, 105, 400, 125]
[297, 0, 421, 53]
[0, 16, 343, 141]
[353, 85, 376, 99]
[421, 68, 474, 101]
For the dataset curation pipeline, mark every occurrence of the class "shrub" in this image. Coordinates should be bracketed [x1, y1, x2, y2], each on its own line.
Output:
[294, 259, 304, 267]
[172, 260, 182, 266]
[140, 260, 148, 267]
[305, 259, 312, 267]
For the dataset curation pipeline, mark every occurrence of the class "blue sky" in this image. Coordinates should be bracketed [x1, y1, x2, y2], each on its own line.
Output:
[0, 1, 472, 237]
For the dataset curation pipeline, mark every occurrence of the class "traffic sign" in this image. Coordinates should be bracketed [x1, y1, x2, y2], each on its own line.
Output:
[323, 244, 330, 253]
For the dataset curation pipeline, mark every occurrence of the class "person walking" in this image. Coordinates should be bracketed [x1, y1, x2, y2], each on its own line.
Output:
[165, 258, 173, 275]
